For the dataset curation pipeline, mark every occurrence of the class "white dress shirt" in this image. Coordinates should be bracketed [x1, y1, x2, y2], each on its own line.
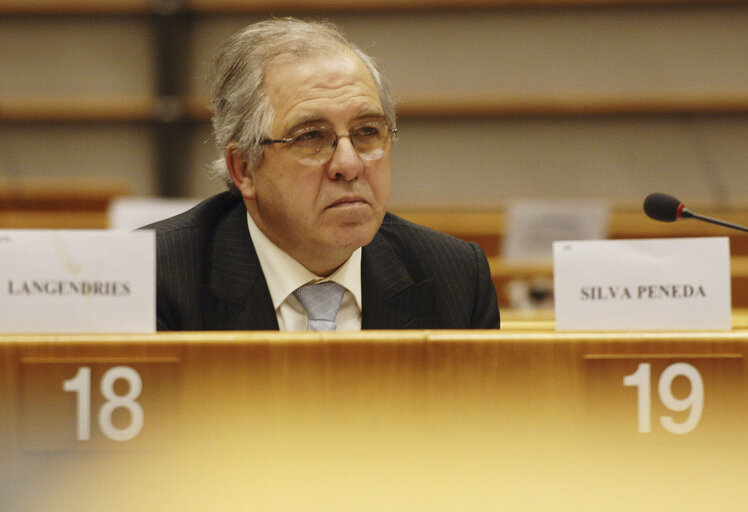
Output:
[246, 212, 362, 331]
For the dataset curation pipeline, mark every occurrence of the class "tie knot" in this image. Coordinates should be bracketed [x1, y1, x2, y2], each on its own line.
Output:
[292, 281, 345, 331]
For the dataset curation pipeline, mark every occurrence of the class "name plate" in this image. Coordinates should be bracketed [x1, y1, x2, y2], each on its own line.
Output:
[0, 230, 155, 333]
[553, 237, 731, 330]
[502, 199, 609, 261]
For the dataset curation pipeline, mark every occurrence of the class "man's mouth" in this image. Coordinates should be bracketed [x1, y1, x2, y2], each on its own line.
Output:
[328, 196, 367, 209]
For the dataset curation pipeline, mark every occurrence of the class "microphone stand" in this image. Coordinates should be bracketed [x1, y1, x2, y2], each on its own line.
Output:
[680, 208, 748, 234]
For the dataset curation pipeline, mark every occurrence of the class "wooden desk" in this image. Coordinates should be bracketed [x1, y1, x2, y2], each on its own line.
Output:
[500, 307, 748, 331]
[1, 328, 747, 511]
[0, 181, 128, 229]
[397, 209, 748, 258]
[397, 209, 748, 308]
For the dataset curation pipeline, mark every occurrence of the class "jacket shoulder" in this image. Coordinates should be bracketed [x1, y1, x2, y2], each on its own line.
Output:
[141, 192, 246, 331]
[370, 212, 500, 329]
[377, 212, 474, 254]
[142, 191, 242, 235]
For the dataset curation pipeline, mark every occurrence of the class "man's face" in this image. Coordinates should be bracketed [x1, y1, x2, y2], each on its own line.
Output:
[232, 51, 391, 276]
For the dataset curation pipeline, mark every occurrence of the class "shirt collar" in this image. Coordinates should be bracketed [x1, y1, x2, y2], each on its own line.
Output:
[246, 211, 362, 311]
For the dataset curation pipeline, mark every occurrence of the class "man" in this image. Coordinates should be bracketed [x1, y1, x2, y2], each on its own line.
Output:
[148, 18, 499, 331]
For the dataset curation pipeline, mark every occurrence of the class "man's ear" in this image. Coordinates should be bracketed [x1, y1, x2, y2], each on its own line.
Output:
[226, 144, 256, 200]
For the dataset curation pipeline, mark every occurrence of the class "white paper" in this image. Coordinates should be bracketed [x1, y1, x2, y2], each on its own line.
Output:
[503, 199, 609, 262]
[0, 230, 155, 333]
[108, 196, 199, 229]
[553, 237, 731, 331]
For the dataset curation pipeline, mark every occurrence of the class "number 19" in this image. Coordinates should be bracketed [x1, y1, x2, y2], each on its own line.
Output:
[623, 362, 704, 434]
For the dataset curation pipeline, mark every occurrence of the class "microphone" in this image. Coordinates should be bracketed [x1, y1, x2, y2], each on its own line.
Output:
[643, 193, 748, 233]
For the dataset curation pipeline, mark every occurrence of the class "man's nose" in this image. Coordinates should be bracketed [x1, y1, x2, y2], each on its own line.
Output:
[326, 135, 364, 181]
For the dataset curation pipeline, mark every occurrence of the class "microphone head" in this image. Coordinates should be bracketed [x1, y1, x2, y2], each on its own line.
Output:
[643, 193, 683, 222]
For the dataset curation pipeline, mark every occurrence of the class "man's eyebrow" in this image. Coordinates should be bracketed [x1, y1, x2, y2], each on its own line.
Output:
[353, 111, 387, 122]
[284, 116, 327, 134]
[284, 112, 387, 134]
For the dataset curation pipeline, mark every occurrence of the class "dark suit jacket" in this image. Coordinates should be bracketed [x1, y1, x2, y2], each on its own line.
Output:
[146, 192, 499, 331]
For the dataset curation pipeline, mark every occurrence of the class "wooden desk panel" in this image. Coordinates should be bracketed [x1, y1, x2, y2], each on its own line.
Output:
[1, 330, 746, 511]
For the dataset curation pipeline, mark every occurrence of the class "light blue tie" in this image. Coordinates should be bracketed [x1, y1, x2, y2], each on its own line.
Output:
[293, 282, 345, 331]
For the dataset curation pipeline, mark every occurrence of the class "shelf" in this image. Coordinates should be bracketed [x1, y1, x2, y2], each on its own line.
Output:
[0, 179, 129, 229]
[396, 91, 748, 117]
[0, 180, 130, 210]
[0, 0, 744, 14]
[0, 96, 158, 122]
[0, 0, 153, 14]
[3, 91, 748, 123]
[186, 0, 748, 12]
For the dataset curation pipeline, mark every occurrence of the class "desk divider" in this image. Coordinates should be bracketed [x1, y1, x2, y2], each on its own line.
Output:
[1, 327, 747, 511]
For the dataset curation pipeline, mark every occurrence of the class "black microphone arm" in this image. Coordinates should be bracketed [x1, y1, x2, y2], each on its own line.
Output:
[643, 192, 748, 234]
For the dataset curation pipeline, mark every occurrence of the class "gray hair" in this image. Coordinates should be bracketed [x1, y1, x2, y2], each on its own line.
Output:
[208, 17, 397, 192]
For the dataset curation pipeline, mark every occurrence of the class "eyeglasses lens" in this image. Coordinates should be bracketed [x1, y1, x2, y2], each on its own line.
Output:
[291, 123, 390, 164]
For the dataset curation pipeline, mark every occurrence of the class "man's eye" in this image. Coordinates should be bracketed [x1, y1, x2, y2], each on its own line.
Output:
[293, 129, 327, 143]
[353, 125, 384, 138]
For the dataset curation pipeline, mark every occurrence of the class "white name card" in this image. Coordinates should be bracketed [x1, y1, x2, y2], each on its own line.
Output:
[553, 237, 731, 331]
[0, 230, 155, 333]
[502, 199, 609, 262]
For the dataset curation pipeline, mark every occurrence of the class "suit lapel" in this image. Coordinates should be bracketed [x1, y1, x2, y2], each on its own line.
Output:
[201, 203, 278, 330]
[361, 234, 437, 329]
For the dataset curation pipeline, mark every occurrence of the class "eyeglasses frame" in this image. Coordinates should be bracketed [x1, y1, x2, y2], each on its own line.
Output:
[258, 123, 397, 159]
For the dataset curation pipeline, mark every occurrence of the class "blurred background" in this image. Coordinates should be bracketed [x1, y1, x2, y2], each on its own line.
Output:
[1, 0, 747, 308]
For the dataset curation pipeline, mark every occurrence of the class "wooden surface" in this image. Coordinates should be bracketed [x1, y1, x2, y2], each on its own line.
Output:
[1, 192, 747, 306]
[396, 209, 748, 308]
[0, 181, 128, 229]
[489, 254, 748, 308]
[4, 91, 748, 123]
[1, 0, 743, 14]
[501, 307, 748, 329]
[1, 326, 747, 510]
[396, 209, 748, 257]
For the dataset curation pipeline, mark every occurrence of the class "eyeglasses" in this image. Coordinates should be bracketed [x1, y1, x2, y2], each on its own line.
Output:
[259, 120, 396, 165]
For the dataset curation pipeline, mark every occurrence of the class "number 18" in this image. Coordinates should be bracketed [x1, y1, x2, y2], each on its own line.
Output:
[63, 366, 144, 442]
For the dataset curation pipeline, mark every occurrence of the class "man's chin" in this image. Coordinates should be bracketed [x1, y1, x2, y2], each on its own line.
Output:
[326, 222, 378, 251]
